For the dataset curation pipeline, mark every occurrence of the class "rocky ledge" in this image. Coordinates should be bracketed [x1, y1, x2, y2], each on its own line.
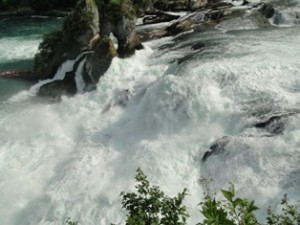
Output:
[1, 0, 278, 100]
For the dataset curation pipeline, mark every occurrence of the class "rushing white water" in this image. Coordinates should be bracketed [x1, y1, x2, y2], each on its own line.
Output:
[1, 6, 300, 225]
[0, 36, 40, 63]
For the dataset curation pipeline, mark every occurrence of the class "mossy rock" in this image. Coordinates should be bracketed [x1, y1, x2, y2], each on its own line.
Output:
[84, 37, 117, 91]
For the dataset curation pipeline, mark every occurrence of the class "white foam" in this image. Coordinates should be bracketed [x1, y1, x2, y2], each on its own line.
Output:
[0, 36, 40, 63]
[1, 22, 300, 225]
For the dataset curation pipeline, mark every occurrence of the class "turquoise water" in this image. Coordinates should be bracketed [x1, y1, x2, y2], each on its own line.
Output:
[0, 16, 62, 101]
[1, 5, 300, 225]
[0, 16, 62, 71]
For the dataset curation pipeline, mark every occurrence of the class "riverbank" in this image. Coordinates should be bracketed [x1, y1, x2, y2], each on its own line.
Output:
[0, 7, 69, 17]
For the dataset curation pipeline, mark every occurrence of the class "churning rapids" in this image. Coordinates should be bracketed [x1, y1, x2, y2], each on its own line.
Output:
[1, 1, 300, 225]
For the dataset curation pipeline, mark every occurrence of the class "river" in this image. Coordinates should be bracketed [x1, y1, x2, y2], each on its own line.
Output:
[0, 2, 300, 225]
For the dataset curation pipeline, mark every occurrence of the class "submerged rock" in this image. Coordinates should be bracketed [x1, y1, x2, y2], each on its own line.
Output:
[254, 110, 300, 135]
[143, 12, 180, 25]
[0, 69, 38, 81]
[202, 136, 231, 161]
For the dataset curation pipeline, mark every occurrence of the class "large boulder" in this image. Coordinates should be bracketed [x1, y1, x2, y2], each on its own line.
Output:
[100, 0, 143, 58]
[189, 0, 208, 11]
[37, 54, 87, 99]
[258, 3, 275, 19]
[143, 12, 180, 25]
[202, 136, 231, 162]
[37, 72, 77, 100]
[34, 0, 99, 80]
[83, 36, 117, 91]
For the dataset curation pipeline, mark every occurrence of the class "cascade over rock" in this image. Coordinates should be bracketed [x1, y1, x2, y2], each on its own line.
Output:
[84, 36, 117, 91]
[34, 0, 99, 80]
[37, 54, 87, 100]
[36, 0, 142, 98]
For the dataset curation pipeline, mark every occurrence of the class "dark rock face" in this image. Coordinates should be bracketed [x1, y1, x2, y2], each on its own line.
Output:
[37, 54, 87, 99]
[84, 37, 117, 91]
[258, 3, 275, 19]
[34, 0, 99, 80]
[34, 0, 144, 99]
[254, 110, 300, 135]
[98, 0, 143, 58]
[37, 73, 77, 101]
[143, 12, 180, 25]
[202, 136, 231, 162]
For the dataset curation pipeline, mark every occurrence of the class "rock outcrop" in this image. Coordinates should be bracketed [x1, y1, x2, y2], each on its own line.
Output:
[98, 0, 143, 58]
[143, 12, 180, 25]
[83, 36, 117, 91]
[34, 0, 99, 80]
[37, 54, 87, 100]
[138, 0, 274, 41]
[34, 0, 276, 99]
[36, 0, 143, 98]
[202, 136, 231, 162]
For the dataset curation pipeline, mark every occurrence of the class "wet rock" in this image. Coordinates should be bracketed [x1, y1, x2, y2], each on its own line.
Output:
[98, 0, 143, 58]
[83, 37, 117, 91]
[258, 3, 275, 19]
[143, 12, 180, 25]
[191, 42, 205, 50]
[37, 73, 77, 101]
[202, 136, 231, 161]
[0, 69, 38, 81]
[254, 110, 300, 135]
[34, 0, 99, 80]
[37, 54, 86, 99]
[190, 0, 208, 11]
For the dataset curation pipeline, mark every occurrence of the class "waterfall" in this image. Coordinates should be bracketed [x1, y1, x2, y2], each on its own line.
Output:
[0, 6, 300, 225]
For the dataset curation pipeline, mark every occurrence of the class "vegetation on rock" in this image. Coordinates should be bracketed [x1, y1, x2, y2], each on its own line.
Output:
[34, 30, 64, 79]
[62, 1, 94, 45]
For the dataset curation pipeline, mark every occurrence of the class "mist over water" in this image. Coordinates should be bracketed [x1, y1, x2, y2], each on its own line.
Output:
[1, 4, 300, 225]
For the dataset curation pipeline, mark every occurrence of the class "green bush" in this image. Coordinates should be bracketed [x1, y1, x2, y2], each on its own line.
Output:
[121, 168, 189, 225]
[33, 30, 63, 75]
[62, 170, 300, 225]
[267, 194, 300, 225]
[199, 184, 260, 225]
[62, 0, 93, 43]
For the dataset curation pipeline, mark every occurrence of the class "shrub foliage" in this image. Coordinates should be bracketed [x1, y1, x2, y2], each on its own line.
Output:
[121, 168, 189, 225]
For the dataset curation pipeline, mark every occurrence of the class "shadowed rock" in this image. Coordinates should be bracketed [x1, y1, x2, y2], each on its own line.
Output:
[202, 136, 231, 161]
[254, 110, 300, 135]
[258, 3, 275, 19]
[143, 12, 180, 25]
[0, 69, 38, 81]
[84, 37, 117, 91]
[37, 72, 77, 101]
[37, 54, 87, 100]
